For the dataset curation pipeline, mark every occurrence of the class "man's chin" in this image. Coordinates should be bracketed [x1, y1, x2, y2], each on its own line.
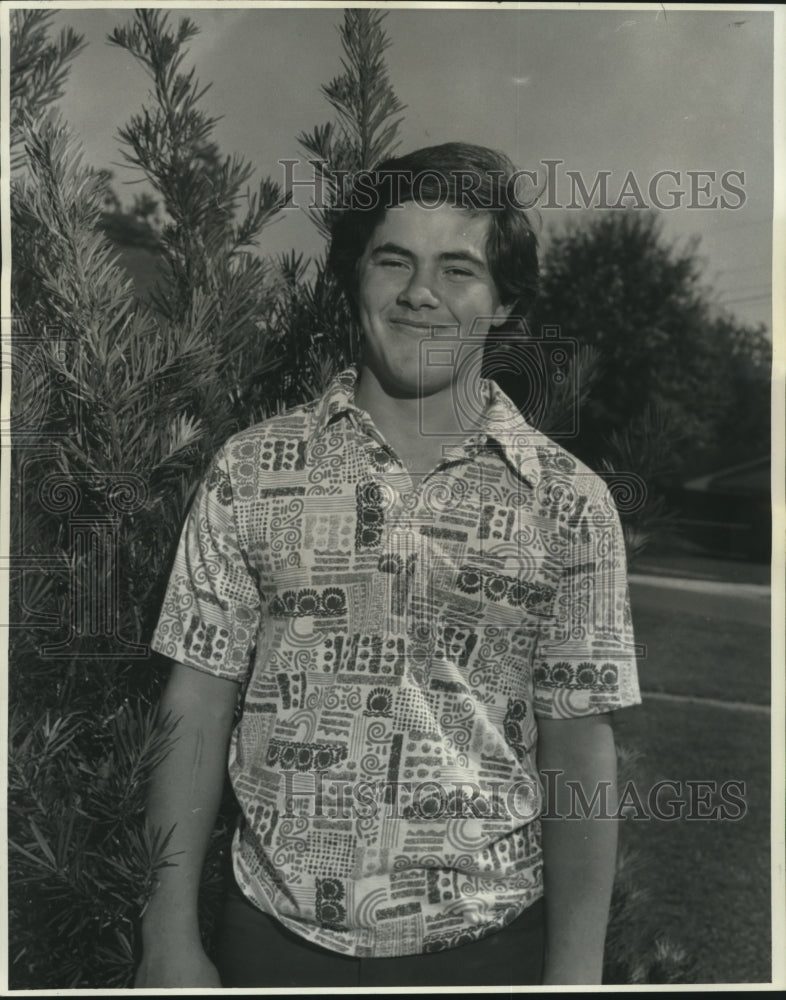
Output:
[378, 371, 430, 400]
[386, 365, 460, 400]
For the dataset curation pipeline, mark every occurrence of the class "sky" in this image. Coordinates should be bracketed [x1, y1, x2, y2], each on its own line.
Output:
[49, 2, 776, 332]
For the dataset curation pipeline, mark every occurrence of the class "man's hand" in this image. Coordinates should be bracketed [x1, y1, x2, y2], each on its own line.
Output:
[537, 712, 619, 985]
[134, 936, 221, 988]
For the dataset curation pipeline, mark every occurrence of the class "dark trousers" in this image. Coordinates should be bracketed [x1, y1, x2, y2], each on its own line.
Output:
[216, 884, 545, 988]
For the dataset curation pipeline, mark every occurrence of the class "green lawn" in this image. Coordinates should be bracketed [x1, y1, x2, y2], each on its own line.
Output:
[613, 676, 771, 981]
[631, 602, 771, 706]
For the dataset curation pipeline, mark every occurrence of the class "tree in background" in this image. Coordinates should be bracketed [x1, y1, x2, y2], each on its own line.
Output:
[9, 8, 86, 172]
[8, 8, 286, 987]
[531, 212, 770, 485]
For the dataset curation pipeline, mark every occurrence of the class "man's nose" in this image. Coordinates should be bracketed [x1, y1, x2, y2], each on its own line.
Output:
[396, 267, 440, 309]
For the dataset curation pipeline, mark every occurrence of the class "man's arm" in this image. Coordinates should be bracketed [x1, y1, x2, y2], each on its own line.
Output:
[537, 712, 618, 985]
[134, 661, 239, 988]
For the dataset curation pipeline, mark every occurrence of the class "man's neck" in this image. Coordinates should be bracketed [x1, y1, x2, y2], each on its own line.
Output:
[354, 366, 479, 478]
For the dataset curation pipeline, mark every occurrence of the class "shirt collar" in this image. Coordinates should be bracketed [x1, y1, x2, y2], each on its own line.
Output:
[309, 366, 543, 486]
[309, 366, 365, 431]
[470, 377, 543, 487]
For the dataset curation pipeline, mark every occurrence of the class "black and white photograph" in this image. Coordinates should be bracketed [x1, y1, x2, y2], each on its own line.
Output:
[3, 1, 783, 991]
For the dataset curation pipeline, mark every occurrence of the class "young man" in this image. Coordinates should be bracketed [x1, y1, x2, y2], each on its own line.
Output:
[136, 143, 640, 988]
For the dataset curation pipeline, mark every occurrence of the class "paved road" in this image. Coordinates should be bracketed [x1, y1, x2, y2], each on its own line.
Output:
[629, 573, 771, 628]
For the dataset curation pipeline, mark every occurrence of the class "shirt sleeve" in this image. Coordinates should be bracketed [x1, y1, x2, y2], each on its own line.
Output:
[532, 476, 641, 719]
[150, 445, 262, 682]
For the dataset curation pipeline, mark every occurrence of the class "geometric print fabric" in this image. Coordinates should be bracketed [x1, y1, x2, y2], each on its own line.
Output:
[151, 367, 640, 957]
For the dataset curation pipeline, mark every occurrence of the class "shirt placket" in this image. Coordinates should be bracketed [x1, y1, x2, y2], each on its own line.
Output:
[350, 413, 486, 637]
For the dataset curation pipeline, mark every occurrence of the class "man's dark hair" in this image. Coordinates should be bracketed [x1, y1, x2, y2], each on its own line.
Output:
[328, 142, 540, 323]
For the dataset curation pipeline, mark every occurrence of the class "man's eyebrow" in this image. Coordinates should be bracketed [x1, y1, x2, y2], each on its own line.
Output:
[369, 242, 415, 259]
[438, 250, 488, 270]
[369, 243, 488, 270]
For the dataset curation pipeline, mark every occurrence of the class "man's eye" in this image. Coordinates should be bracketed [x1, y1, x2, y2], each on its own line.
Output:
[445, 268, 474, 278]
[379, 258, 407, 268]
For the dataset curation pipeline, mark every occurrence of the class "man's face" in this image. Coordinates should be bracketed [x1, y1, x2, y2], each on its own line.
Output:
[355, 201, 511, 398]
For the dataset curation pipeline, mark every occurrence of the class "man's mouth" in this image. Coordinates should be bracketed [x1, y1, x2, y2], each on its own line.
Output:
[388, 316, 457, 334]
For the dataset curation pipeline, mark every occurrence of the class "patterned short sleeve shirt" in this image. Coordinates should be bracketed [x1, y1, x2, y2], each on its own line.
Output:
[151, 367, 641, 958]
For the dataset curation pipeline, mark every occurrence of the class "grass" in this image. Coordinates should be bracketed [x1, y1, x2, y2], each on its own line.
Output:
[631, 601, 771, 706]
[612, 583, 772, 984]
[614, 700, 771, 983]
